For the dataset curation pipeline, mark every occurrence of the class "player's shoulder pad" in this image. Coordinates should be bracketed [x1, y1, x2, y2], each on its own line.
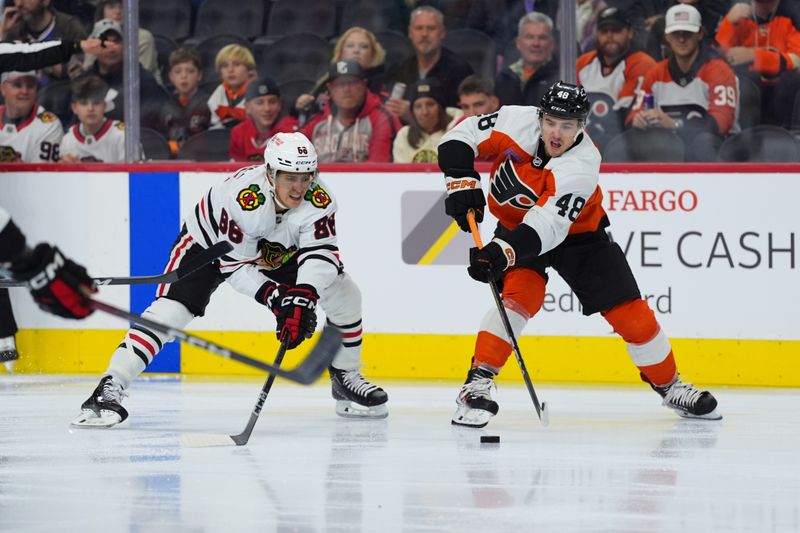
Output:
[37, 110, 58, 123]
[229, 165, 271, 212]
[493, 105, 541, 151]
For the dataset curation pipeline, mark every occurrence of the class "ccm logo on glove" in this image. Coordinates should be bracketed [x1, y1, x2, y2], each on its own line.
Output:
[445, 178, 479, 191]
[28, 248, 65, 290]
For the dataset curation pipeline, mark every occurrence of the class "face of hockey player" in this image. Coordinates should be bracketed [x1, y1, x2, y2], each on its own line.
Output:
[340, 30, 375, 68]
[459, 92, 499, 118]
[273, 171, 314, 210]
[540, 114, 580, 158]
[247, 95, 281, 131]
[596, 24, 633, 65]
[71, 97, 107, 133]
[0, 76, 37, 119]
[169, 61, 202, 99]
[219, 60, 251, 90]
[409, 10, 445, 58]
[664, 29, 702, 61]
[329, 76, 367, 114]
[516, 21, 554, 67]
[412, 96, 442, 134]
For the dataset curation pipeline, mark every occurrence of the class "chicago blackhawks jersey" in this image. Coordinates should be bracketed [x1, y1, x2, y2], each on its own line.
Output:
[182, 164, 341, 299]
[0, 104, 63, 162]
[626, 46, 738, 136]
[440, 105, 605, 255]
[60, 119, 125, 162]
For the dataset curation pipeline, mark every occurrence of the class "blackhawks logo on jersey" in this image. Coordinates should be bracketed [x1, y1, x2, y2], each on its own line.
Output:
[38, 111, 57, 123]
[257, 239, 297, 270]
[305, 185, 331, 209]
[237, 184, 266, 211]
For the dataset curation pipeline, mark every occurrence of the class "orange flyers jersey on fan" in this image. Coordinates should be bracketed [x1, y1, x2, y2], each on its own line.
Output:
[577, 49, 656, 111]
[440, 105, 607, 255]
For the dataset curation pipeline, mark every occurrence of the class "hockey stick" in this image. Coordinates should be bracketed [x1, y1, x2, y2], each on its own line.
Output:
[467, 210, 549, 426]
[181, 337, 290, 448]
[88, 297, 341, 385]
[0, 241, 233, 288]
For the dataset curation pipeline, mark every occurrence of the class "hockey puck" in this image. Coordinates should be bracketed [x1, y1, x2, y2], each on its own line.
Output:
[480, 435, 500, 444]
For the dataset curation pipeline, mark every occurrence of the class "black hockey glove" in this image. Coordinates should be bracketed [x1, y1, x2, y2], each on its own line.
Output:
[444, 171, 486, 232]
[10, 244, 96, 319]
[468, 239, 517, 283]
[272, 284, 319, 349]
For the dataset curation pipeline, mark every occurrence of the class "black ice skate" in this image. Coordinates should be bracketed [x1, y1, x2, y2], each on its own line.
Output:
[650, 375, 722, 420]
[71, 375, 130, 428]
[0, 336, 19, 373]
[451, 366, 499, 428]
[329, 366, 388, 419]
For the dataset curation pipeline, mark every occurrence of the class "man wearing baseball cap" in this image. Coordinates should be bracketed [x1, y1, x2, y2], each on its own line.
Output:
[229, 76, 299, 162]
[0, 70, 63, 163]
[301, 59, 400, 162]
[627, 4, 738, 161]
[576, 6, 656, 149]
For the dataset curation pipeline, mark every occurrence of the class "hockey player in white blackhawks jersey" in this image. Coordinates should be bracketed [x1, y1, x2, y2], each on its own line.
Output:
[73, 132, 388, 428]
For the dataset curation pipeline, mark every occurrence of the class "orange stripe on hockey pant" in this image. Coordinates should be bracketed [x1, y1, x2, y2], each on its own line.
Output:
[472, 269, 546, 370]
[602, 299, 676, 386]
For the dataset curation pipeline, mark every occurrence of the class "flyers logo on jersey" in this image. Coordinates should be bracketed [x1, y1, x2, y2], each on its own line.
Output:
[237, 184, 266, 211]
[305, 185, 331, 209]
[38, 111, 57, 123]
[490, 159, 539, 210]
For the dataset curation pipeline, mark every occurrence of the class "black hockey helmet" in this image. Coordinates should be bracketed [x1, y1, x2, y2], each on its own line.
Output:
[539, 81, 590, 121]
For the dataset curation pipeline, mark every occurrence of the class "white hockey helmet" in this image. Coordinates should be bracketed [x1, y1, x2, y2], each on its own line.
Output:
[264, 132, 318, 183]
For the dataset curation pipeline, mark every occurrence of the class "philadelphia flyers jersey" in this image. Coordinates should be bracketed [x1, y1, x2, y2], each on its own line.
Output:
[60, 119, 125, 162]
[576, 50, 656, 112]
[182, 164, 341, 299]
[0, 104, 63, 162]
[626, 46, 738, 135]
[440, 105, 606, 255]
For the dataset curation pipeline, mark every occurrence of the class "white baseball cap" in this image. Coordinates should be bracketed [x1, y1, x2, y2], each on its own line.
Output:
[1, 70, 37, 84]
[665, 4, 702, 33]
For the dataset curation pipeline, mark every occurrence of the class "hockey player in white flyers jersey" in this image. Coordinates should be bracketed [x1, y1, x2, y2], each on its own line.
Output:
[72, 132, 388, 428]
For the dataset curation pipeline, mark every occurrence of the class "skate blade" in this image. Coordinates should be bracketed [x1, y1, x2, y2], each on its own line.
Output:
[70, 410, 122, 428]
[335, 400, 388, 419]
[3, 361, 14, 373]
[181, 433, 236, 448]
[451, 406, 493, 428]
[676, 408, 723, 421]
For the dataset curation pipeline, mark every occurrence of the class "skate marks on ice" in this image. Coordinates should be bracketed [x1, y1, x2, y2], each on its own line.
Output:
[0, 377, 798, 532]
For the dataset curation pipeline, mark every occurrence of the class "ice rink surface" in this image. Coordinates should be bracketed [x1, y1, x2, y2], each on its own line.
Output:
[1, 375, 798, 533]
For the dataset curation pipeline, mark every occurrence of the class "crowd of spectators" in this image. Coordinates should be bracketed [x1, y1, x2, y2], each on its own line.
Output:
[1, 0, 799, 163]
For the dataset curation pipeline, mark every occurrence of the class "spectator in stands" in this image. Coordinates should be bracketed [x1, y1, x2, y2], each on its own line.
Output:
[495, 12, 560, 106]
[161, 47, 211, 156]
[627, 4, 738, 161]
[1, 0, 88, 81]
[577, 7, 656, 149]
[82, 0, 160, 83]
[207, 44, 255, 130]
[80, 18, 166, 132]
[385, 6, 473, 123]
[493, 0, 560, 48]
[716, 0, 800, 127]
[643, 0, 730, 61]
[0, 70, 63, 162]
[295, 27, 389, 124]
[577, 0, 609, 53]
[59, 74, 124, 162]
[229, 76, 298, 162]
[301, 59, 400, 163]
[457, 74, 500, 117]
[392, 78, 462, 163]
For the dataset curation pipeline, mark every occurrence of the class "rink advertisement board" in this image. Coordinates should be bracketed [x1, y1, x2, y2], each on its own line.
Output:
[1, 163, 798, 386]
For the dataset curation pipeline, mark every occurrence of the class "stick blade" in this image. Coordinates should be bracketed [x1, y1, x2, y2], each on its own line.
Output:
[540, 401, 550, 427]
[181, 432, 237, 448]
[287, 325, 342, 384]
